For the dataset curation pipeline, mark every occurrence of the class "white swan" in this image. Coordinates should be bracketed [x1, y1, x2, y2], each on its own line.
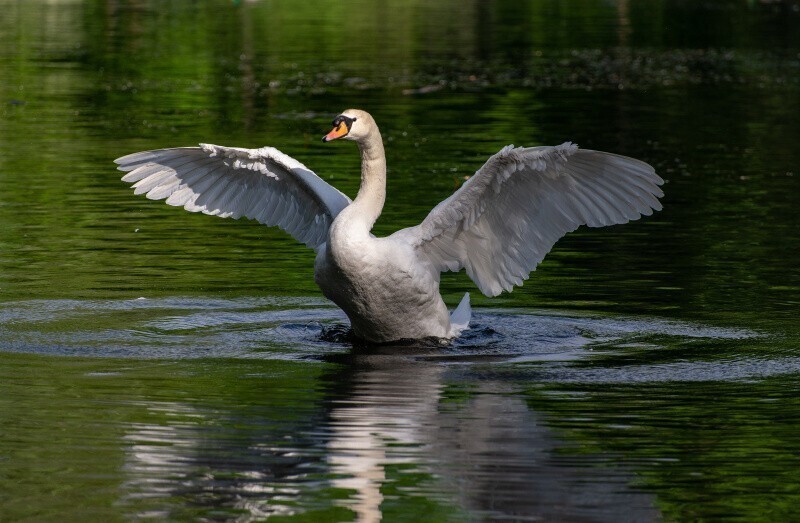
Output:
[117, 109, 663, 343]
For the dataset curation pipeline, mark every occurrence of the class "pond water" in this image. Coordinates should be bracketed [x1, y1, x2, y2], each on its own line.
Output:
[1, 0, 799, 521]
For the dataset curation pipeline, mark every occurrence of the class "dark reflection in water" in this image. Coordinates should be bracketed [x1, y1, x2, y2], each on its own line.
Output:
[317, 352, 660, 523]
[2, 298, 789, 521]
[115, 339, 662, 522]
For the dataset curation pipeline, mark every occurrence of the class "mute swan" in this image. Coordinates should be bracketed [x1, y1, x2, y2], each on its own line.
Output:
[117, 109, 663, 343]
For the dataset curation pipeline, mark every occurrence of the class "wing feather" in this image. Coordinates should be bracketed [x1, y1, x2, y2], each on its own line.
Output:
[394, 142, 664, 296]
[117, 145, 351, 250]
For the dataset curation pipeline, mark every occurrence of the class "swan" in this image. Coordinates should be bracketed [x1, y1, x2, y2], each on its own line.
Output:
[117, 109, 663, 343]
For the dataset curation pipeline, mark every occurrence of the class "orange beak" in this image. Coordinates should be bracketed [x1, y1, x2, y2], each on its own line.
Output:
[322, 122, 349, 142]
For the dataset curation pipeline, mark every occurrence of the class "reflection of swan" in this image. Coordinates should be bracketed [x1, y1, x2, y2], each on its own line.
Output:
[323, 350, 661, 522]
[325, 354, 446, 522]
[116, 349, 660, 521]
[117, 109, 663, 343]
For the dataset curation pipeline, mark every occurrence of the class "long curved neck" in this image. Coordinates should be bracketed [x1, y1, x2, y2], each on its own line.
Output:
[352, 130, 386, 232]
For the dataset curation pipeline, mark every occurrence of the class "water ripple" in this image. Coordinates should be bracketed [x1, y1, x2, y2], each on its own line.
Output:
[0, 297, 783, 385]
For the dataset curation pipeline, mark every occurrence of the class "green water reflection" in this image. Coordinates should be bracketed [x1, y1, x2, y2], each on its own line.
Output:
[1, 0, 799, 521]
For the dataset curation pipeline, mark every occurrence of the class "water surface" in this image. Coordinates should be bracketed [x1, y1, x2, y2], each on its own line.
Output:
[1, 1, 799, 521]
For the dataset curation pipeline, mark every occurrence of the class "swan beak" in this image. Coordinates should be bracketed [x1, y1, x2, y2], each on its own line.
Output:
[322, 122, 348, 142]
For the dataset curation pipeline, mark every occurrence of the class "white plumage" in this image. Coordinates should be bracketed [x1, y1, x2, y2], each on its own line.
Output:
[118, 144, 350, 249]
[117, 109, 663, 343]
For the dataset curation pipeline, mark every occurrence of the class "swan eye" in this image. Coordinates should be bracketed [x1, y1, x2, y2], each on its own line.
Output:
[332, 115, 356, 131]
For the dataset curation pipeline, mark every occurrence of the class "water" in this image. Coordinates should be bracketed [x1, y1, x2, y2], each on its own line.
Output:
[1, 0, 799, 521]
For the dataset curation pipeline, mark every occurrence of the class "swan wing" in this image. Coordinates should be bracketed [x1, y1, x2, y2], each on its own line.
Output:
[116, 144, 351, 250]
[396, 142, 664, 297]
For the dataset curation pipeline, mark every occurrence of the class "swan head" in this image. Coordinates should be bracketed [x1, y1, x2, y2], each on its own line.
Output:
[322, 109, 373, 143]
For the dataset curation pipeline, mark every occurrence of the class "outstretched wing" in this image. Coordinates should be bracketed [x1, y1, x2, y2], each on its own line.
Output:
[394, 142, 664, 296]
[116, 144, 351, 250]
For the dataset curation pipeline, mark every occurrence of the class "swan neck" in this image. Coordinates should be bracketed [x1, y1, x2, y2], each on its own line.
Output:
[353, 131, 386, 230]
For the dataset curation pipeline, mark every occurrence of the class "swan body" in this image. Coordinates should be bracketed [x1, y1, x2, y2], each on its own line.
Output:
[117, 109, 663, 343]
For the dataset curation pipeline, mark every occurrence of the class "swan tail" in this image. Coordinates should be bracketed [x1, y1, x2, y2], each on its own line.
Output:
[449, 292, 471, 337]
